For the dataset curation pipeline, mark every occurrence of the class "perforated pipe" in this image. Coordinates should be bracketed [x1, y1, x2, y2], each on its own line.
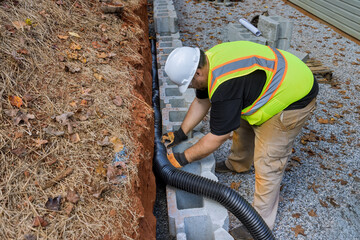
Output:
[151, 39, 275, 240]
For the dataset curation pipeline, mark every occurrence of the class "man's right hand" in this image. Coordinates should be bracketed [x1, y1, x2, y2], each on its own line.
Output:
[161, 128, 188, 148]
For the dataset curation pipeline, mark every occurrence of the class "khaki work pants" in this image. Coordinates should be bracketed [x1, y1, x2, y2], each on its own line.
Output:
[225, 98, 316, 229]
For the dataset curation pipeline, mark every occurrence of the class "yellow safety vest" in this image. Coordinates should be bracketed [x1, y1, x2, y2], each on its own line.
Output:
[206, 41, 314, 125]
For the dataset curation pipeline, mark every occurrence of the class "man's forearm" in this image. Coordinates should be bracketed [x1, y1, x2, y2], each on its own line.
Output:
[181, 97, 211, 134]
[184, 132, 230, 162]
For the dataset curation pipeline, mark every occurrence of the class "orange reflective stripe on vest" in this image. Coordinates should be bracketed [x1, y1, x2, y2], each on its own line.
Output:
[209, 46, 288, 116]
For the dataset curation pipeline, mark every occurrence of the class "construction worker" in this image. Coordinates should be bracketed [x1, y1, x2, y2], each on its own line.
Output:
[162, 41, 318, 234]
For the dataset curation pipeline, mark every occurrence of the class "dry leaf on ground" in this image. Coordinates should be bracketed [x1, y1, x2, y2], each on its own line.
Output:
[58, 35, 69, 40]
[12, 21, 27, 29]
[107, 165, 123, 183]
[319, 199, 329, 208]
[43, 126, 65, 136]
[34, 139, 48, 148]
[95, 160, 107, 176]
[33, 216, 48, 227]
[291, 225, 306, 237]
[113, 96, 123, 106]
[68, 31, 80, 38]
[110, 136, 124, 152]
[66, 190, 80, 204]
[70, 133, 80, 143]
[97, 136, 111, 146]
[55, 112, 74, 125]
[69, 42, 82, 50]
[97, 52, 108, 58]
[13, 112, 35, 127]
[64, 203, 74, 216]
[45, 196, 62, 211]
[8, 95, 23, 108]
[308, 209, 318, 217]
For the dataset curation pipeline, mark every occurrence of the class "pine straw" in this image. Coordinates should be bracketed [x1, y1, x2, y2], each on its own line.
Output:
[0, 0, 148, 239]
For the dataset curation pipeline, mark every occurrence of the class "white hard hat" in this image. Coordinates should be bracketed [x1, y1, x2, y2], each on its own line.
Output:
[164, 47, 200, 93]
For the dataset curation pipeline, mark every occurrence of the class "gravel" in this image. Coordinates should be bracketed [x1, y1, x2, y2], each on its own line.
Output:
[172, 0, 360, 239]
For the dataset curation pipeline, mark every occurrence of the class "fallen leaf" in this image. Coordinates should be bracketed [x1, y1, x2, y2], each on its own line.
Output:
[34, 139, 48, 148]
[14, 131, 23, 140]
[230, 181, 241, 190]
[45, 196, 62, 211]
[97, 52, 108, 58]
[318, 118, 329, 124]
[66, 190, 80, 204]
[65, 64, 81, 73]
[96, 160, 106, 176]
[68, 32, 80, 38]
[80, 99, 87, 106]
[8, 96, 23, 108]
[108, 52, 116, 58]
[64, 203, 74, 216]
[55, 112, 74, 125]
[4, 109, 19, 117]
[113, 96, 123, 106]
[17, 48, 29, 55]
[92, 41, 101, 48]
[110, 136, 124, 152]
[12, 21, 27, 29]
[66, 51, 78, 60]
[69, 42, 82, 50]
[57, 35, 69, 40]
[11, 147, 27, 156]
[33, 216, 48, 227]
[13, 112, 35, 127]
[292, 213, 301, 218]
[308, 209, 318, 217]
[319, 199, 329, 208]
[291, 225, 306, 237]
[97, 136, 111, 146]
[94, 73, 104, 81]
[43, 126, 65, 136]
[327, 197, 340, 208]
[109, 209, 117, 217]
[107, 165, 123, 183]
[70, 133, 80, 143]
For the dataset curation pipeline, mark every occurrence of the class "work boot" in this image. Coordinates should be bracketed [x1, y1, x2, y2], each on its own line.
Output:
[215, 161, 236, 173]
[230, 225, 253, 240]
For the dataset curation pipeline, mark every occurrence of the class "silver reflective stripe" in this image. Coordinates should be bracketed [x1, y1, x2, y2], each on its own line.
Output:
[209, 47, 286, 116]
[210, 56, 275, 91]
[243, 47, 286, 115]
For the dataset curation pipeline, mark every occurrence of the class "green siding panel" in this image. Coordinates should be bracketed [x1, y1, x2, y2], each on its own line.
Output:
[289, 0, 360, 40]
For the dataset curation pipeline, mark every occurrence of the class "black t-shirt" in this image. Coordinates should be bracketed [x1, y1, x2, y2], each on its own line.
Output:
[196, 70, 318, 135]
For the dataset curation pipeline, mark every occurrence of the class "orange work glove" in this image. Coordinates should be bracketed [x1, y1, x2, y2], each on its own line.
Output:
[167, 152, 189, 168]
[161, 128, 188, 148]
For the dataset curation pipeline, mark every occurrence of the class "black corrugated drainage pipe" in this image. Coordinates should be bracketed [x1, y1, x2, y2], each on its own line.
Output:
[151, 39, 275, 240]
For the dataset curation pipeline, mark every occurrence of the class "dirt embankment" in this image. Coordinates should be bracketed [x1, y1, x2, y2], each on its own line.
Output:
[0, 0, 156, 239]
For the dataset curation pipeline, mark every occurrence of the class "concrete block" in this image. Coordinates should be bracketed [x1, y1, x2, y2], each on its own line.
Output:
[165, 88, 182, 96]
[225, 23, 267, 45]
[184, 215, 215, 240]
[277, 38, 291, 51]
[169, 98, 186, 108]
[214, 228, 234, 240]
[258, 15, 280, 42]
[287, 48, 310, 62]
[258, 15, 293, 50]
[153, 0, 179, 34]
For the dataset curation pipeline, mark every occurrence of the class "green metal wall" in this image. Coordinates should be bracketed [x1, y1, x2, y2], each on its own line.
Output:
[289, 0, 360, 40]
